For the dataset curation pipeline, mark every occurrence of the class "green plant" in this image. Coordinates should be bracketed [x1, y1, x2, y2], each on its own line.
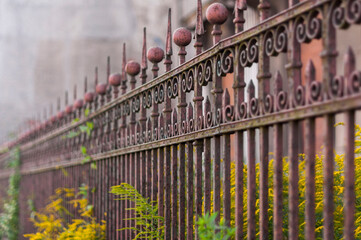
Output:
[197, 212, 236, 240]
[24, 184, 106, 240]
[110, 183, 164, 239]
[64, 108, 96, 169]
[0, 147, 21, 240]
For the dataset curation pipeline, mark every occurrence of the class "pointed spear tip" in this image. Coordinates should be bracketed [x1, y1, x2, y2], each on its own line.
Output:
[344, 46, 355, 64]
[166, 8, 173, 55]
[142, 27, 148, 69]
[196, 0, 205, 35]
[305, 60, 315, 79]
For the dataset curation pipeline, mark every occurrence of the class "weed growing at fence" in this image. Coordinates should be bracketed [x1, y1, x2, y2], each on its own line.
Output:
[0, 147, 20, 240]
[65, 108, 96, 169]
[110, 183, 164, 239]
[196, 212, 235, 240]
[24, 184, 106, 240]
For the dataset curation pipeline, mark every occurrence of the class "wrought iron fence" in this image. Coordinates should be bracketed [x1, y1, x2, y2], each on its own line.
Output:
[1, 0, 361, 239]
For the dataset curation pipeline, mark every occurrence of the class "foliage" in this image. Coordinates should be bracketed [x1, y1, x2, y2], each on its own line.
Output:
[197, 212, 235, 240]
[211, 124, 361, 239]
[24, 185, 106, 240]
[64, 108, 96, 169]
[110, 183, 164, 239]
[0, 147, 21, 240]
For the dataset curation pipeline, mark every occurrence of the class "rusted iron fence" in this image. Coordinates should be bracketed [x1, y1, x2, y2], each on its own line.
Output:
[1, 0, 361, 239]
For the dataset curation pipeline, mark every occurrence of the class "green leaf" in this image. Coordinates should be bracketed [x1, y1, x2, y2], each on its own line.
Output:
[72, 118, 80, 124]
[84, 108, 90, 117]
[79, 125, 88, 133]
[91, 162, 97, 169]
[81, 146, 87, 155]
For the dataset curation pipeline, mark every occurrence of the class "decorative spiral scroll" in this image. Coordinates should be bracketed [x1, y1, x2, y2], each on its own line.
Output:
[181, 121, 187, 134]
[264, 94, 273, 114]
[295, 17, 309, 43]
[132, 96, 140, 113]
[127, 135, 130, 146]
[346, 0, 361, 24]
[275, 25, 288, 53]
[136, 132, 140, 144]
[181, 72, 187, 92]
[172, 77, 178, 97]
[186, 69, 194, 92]
[147, 90, 152, 108]
[239, 38, 258, 67]
[158, 84, 164, 103]
[239, 102, 248, 119]
[195, 116, 202, 130]
[166, 124, 172, 138]
[198, 60, 213, 86]
[148, 129, 152, 142]
[223, 105, 234, 123]
[125, 101, 130, 115]
[276, 91, 288, 111]
[306, 11, 322, 40]
[249, 98, 259, 116]
[221, 49, 234, 75]
[332, 1, 349, 29]
[216, 54, 222, 77]
[197, 64, 205, 86]
[215, 108, 222, 125]
[349, 71, 361, 94]
[166, 79, 173, 99]
[142, 131, 146, 144]
[247, 38, 259, 64]
[309, 81, 322, 102]
[295, 85, 305, 106]
[188, 119, 194, 132]
[265, 30, 276, 56]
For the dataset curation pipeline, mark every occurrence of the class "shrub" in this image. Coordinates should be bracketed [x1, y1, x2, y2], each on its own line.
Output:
[24, 185, 106, 240]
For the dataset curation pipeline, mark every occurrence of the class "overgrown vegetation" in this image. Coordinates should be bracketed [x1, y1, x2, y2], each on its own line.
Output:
[110, 183, 164, 239]
[197, 212, 235, 240]
[24, 185, 106, 240]
[0, 147, 21, 240]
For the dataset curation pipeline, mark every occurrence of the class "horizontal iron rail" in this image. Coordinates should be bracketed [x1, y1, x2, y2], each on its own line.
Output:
[14, 93, 361, 176]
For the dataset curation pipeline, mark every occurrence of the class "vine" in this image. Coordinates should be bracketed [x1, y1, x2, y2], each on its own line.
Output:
[0, 147, 21, 240]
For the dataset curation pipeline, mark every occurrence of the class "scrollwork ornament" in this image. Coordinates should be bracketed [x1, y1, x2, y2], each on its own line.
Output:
[148, 129, 152, 142]
[249, 98, 259, 117]
[172, 77, 178, 97]
[330, 75, 344, 98]
[205, 111, 213, 128]
[197, 63, 205, 86]
[239, 102, 248, 119]
[346, 0, 361, 24]
[173, 123, 178, 136]
[166, 79, 173, 99]
[295, 17, 309, 43]
[215, 108, 222, 125]
[264, 94, 274, 114]
[181, 121, 187, 134]
[332, 1, 349, 29]
[274, 25, 288, 53]
[309, 81, 322, 103]
[186, 69, 194, 92]
[153, 128, 158, 141]
[216, 54, 222, 77]
[223, 105, 234, 123]
[181, 72, 187, 92]
[239, 43, 248, 67]
[276, 91, 288, 111]
[306, 10, 322, 40]
[147, 90, 152, 108]
[154, 86, 159, 103]
[205, 60, 213, 84]
[294, 85, 305, 106]
[265, 30, 276, 56]
[188, 119, 194, 132]
[221, 48, 234, 75]
[349, 70, 361, 94]
[158, 83, 165, 103]
[247, 38, 259, 64]
[167, 124, 172, 138]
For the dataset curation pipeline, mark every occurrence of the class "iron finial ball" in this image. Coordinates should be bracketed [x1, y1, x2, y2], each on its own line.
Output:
[147, 47, 164, 63]
[57, 111, 64, 120]
[173, 27, 192, 47]
[84, 92, 94, 103]
[125, 60, 141, 76]
[96, 83, 107, 95]
[109, 73, 122, 87]
[65, 105, 73, 114]
[74, 99, 84, 109]
[206, 3, 228, 25]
